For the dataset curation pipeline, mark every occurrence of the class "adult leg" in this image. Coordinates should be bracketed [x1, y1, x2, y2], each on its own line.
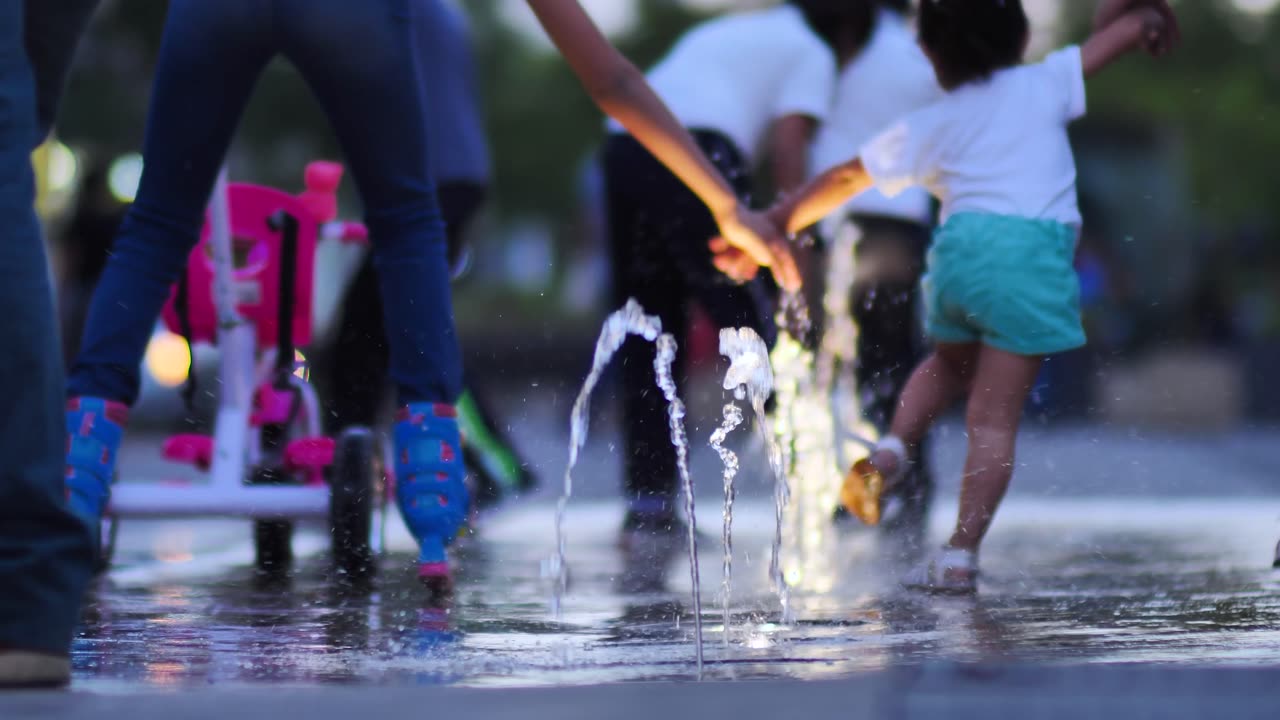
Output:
[601, 134, 693, 518]
[948, 345, 1042, 552]
[0, 1, 92, 679]
[848, 215, 935, 534]
[324, 257, 389, 435]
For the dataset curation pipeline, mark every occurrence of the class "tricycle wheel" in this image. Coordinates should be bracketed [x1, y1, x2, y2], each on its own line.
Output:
[329, 427, 377, 584]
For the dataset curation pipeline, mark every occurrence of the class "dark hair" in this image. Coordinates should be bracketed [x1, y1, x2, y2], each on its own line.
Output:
[918, 0, 1029, 87]
[879, 0, 912, 14]
[789, 0, 878, 60]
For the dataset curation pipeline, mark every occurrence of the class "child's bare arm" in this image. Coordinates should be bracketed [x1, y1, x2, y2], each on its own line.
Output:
[769, 158, 874, 237]
[1081, 6, 1170, 77]
[524, 0, 800, 290]
[1093, 0, 1180, 45]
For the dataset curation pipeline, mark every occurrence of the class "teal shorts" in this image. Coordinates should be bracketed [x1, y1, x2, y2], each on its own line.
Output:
[921, 212, 1086, 356]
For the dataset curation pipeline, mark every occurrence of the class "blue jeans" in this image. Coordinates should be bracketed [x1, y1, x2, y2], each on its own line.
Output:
[0, 0, 98, 655]
[69, 0, 462, 407]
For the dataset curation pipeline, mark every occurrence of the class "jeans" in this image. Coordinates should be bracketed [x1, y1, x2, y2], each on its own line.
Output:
[0, 0, 98, 655]
[68, 0, 461, 407]
[326, 181, 485, 432]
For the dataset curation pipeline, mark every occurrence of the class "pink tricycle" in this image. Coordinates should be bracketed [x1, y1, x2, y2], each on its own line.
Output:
[101, 161, 388, 580]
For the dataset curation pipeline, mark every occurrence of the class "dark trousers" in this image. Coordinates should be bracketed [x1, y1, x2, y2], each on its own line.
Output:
[848, 213, 934, 515]
[602, 131, 775, 510]
[0, 0, 99, 656]
[327, 182, 486, 431]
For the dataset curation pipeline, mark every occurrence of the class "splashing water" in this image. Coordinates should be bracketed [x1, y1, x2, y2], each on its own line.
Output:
[717, 326, 791, 620]
[817, 221, 879, 470]
[549, 299, 705, 675]
[548, 299, 660, 617]
[709, 403, 742, 644]
[769, 228, 881, 607]
[653, 333, 705, 673]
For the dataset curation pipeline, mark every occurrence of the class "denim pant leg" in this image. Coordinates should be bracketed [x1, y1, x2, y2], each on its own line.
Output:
[68, 0, 274, 404]
[0, 2, 94, 655]
[282, 0, 461, 406]
[24, 0, 100, 141]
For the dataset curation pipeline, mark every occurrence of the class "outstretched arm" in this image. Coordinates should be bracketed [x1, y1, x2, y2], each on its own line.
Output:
[769, 158, 874, 237]
[1082, 5, 1172, 77]
[710, 157, 873, 282]
[524, 0, 799, 289]
[1093, 0, 1179, 45]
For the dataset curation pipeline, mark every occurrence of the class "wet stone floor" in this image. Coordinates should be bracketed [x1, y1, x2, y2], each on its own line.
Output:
[70, 494, 1280, 689]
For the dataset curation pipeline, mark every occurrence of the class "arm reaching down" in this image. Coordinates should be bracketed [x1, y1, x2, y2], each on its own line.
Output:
[524, 0, 800, 290]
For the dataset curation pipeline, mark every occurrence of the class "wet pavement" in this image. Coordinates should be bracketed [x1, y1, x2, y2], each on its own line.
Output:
[5, 383, 1280, 715]
[60, 495, 1280, 690]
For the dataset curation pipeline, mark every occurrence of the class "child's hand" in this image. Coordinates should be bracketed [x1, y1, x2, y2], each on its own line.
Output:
[1133, 5, 1174, 57]
[1095, 1, 1179, 54]
[709, 237, 760, 284]
[714, 206, 802, 291]
[1094, 0, 1179, 40]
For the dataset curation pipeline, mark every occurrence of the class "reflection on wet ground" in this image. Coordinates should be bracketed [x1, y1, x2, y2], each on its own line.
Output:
[70, 498, 1280, 688]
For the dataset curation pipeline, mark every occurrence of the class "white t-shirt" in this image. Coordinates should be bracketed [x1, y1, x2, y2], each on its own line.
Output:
[860, 46, 1087, 227]
[606, 5, 837, 164]
[810, 9, 942, 224]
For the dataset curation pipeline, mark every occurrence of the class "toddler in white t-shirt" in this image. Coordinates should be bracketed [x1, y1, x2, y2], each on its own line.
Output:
[739, 0, 1179, 593]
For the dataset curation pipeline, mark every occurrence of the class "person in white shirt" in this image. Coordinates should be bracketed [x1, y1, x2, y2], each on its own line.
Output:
[809, 0, 944, 541]
[756, 0, 1178, 593]
[602, 0, 875, 553]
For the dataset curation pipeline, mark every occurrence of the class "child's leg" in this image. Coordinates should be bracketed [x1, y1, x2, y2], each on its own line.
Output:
[68, 2, 273, 403]
[64, 1, 273, 549]
[283, 2, 466, 583]
[875, 342, 979, 475]
[947, 345, 1043, 552]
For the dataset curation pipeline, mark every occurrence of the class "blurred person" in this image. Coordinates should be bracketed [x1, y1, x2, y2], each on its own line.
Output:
[747, 0, 1178, 593]
[603, 0, 877, 551]
[808, 0, 944, 541]
[0, 0, 101, 689]
[59, 0, 798, 595]
[55, 159, 127, 368]
[325, 0, 537, 512]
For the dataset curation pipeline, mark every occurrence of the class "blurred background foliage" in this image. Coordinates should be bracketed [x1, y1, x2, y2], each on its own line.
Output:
[36, 0, 1280, 421]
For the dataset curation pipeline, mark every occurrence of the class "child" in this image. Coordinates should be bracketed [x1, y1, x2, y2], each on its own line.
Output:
[754, 0, 1177, 593]
[603, 0, 875, 553]
[61, 0, 799, 593]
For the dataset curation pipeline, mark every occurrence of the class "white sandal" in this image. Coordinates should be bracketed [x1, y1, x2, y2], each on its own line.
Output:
[902, 546, 979, 595]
